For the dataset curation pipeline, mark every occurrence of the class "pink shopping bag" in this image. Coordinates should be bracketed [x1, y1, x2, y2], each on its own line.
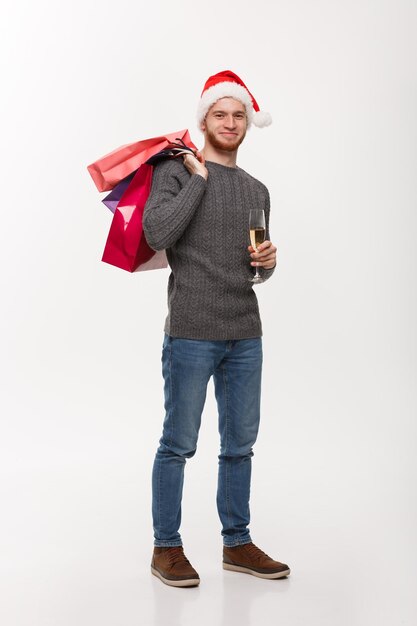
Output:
[101, 163, 159, 272]
[87, 129, 196, 192]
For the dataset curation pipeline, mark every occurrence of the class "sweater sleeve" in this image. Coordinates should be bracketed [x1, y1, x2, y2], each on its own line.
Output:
[259, 187, 276, 282]
[142, 159, 207, 251]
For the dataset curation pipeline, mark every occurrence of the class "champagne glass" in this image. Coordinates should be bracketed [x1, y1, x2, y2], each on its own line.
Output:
[249, 209, 266, 284]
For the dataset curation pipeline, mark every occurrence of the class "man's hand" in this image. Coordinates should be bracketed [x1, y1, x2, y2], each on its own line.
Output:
[248, 240, 277, 270]
[183, 151, 208, 180]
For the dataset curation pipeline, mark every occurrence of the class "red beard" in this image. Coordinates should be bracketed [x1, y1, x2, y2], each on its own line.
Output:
[205, 127, 246, 152]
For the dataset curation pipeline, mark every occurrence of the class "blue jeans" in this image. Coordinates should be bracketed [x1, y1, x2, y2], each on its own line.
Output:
[152, 334, 263, 547]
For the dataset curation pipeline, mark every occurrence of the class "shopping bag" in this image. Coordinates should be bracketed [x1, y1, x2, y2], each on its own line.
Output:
[101, 139, 196, 212]
[101, 163, 162, 272]
[90, 132, 197, 273]
[87, 129, 196, 192]
[102, 172, 135, 213]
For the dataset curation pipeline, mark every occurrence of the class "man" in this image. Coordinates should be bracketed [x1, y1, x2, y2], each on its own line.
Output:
[143, 70, 290, 587]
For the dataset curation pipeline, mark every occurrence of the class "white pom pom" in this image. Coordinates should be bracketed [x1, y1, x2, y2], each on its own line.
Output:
[252, 110, 272, 127]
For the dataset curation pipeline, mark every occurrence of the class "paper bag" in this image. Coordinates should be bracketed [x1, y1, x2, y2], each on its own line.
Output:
[101, 163, 163, 272]
[87, 129, 196, 192]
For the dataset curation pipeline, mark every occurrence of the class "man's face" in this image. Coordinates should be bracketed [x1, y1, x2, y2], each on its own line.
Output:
[201, 97, 247, 152]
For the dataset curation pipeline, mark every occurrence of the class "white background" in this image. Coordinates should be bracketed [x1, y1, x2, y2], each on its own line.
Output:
[1, 1, 416, 624]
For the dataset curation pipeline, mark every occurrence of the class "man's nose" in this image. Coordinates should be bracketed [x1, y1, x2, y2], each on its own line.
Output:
[223, 115, 237, 128]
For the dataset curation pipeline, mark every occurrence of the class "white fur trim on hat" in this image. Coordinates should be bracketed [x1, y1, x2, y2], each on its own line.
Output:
[197, 82, 254, 128]
[252, 110, 272, 127]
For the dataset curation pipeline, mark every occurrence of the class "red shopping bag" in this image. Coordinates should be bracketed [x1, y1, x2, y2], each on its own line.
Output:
[88, 130, 197, 273]
[101, 163, 159, 272]
[87, 129, 196, 192]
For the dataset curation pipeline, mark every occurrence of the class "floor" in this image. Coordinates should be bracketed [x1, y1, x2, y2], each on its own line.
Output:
[2, 455, 415, 626]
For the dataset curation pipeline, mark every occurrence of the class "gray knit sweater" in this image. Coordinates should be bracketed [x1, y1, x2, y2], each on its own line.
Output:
[143, 159, 274, 340]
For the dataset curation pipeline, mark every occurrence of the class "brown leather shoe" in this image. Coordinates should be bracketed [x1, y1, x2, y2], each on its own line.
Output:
[223, 542, 290, 579]
[151, 547, 200, 587]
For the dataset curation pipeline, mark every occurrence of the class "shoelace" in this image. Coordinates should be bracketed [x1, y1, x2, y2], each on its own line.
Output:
[165, 547, 191, 566]
[243, 543, 271, 562]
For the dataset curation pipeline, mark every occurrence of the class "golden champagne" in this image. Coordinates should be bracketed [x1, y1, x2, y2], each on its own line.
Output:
[250, 227, 266, 250]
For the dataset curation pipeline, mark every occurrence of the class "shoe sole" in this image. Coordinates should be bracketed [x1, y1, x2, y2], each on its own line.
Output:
[223, 562, 291, 579]
[151, 566, 200, 587]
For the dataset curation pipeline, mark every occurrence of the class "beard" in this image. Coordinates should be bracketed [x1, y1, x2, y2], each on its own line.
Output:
[205, 126, 246, 152]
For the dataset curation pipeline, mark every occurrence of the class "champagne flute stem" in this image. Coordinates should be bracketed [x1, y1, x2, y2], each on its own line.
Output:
[253, 248, 262, 282]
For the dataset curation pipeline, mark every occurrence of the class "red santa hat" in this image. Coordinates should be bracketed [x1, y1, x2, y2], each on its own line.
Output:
[197, 70, 272, 129]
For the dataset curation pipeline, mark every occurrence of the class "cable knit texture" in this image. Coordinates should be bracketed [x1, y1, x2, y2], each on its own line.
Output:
[143, 159, 274, 340]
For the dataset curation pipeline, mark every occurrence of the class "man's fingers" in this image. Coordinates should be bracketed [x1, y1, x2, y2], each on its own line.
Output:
[184, 153, 198, 164]
[183, 153, 209, 179]
[248, 241, 277, 270]
[251, 247, 277, 259]
[248, 241, 271, 251]
[253, 255, 276, 263]
[257, 240, 271, 250]
[249, 241, 276, 255]
[195, 150, 205, 164]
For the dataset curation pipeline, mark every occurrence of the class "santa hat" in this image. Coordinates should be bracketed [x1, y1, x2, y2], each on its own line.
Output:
[197, 70, 272, 129]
